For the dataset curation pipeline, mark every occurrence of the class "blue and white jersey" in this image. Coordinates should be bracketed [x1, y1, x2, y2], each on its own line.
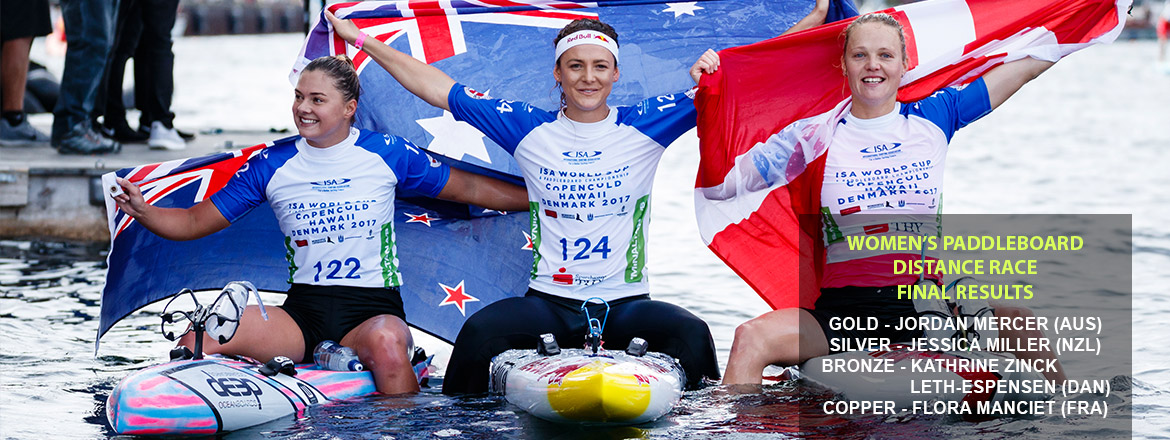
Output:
[210, 127, 450, 288]
[448, 83, 696, 301]
[820, 78, 991, 288]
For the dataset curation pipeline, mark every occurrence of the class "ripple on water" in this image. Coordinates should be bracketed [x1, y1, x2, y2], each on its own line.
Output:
[0, 241, 1160, 437]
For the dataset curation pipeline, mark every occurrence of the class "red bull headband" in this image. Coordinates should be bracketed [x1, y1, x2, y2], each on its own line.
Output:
[554, 30, 620, 64]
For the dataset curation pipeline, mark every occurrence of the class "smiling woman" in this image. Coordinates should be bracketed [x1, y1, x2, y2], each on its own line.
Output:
[550, 20, 621, 122]
[723, 11, 1069, 386]
[108, 54, 528, 395]
[325, 11, 725, 395]
[840, 14, 907, 118]
[293, 56, 359, 148]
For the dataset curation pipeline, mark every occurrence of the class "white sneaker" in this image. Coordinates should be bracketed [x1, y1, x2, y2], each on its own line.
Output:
[147, 121, 185, 150]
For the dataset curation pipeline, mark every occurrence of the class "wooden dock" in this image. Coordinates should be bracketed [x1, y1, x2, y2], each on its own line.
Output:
[1, 124, 276, 242]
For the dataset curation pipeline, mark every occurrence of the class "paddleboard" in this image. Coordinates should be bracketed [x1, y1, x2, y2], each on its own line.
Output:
[797, 344, 1053, 413]
[107, 356, 375, 435]
[107, 354, 434, 435]
[489, 347, 685, 425]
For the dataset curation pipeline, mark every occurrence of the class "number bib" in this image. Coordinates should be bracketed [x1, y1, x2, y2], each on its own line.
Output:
[448, 84, 697, 301]
[211, 128, 449, 288]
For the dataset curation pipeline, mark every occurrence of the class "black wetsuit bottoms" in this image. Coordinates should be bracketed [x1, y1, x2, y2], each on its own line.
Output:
[804, 286, 923, 352]
[442, 289, 720, 395]
[280, 283, 406, 361]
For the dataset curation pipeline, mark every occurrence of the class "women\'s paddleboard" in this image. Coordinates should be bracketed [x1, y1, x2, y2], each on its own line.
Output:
[106, 356, 377, 435]
[489, 347, 685, 425]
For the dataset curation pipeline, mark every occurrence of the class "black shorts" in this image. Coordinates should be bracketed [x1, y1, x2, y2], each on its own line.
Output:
[804, 286, 922, 352]
[280, 284, 406, 361]
[1, 0, 52, 41]
[442, 289, 721, 394]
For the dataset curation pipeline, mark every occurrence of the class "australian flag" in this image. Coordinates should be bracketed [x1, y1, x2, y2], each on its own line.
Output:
[97, 141, 532, 346]
[294, 0, 857, 176]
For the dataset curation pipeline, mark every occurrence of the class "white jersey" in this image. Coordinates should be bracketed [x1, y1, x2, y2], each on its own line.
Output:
[820, 78, 991, 288]
[448, 84, 696, 301]
[210, 127, 450, 288]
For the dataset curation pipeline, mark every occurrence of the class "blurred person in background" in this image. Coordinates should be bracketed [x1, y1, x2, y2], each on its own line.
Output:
[100, 0, 190, 150]
[51, 0, 122, 155]
[1158, 1, 1169, 64]
[0, 0, 53, 146]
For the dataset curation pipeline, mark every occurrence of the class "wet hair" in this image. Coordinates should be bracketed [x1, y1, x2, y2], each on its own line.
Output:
[553, 19, 620, 65]
[551, 19, 619, 110]
[842, 13, 907, 62]
[302, 55, 361, 103]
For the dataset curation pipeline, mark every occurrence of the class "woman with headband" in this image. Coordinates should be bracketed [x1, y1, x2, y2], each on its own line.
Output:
[327, 12, 724, 394]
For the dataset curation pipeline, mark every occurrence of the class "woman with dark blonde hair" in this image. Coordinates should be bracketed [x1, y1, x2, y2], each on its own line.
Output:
[722, 12, 1067, 385]
[112, 55, 529, 395]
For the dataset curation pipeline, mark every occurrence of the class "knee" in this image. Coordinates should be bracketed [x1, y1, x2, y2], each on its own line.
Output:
[993, 305, 1044, 338]
[360, 338, 410, 372]
[732, 317, 771, 351]
[370, 328, 411, 354]
[732, 310, 802, 353]
[994, 304, 1033, 319]
[176, 331, 219, 355]
[452, 307, 508, 347]
[460, 311, 492, 333]
[358, 318, 411, 360]
[373, 328, 410, 350]
[669, 313, 713, 342]
[176, 332, 197, 350]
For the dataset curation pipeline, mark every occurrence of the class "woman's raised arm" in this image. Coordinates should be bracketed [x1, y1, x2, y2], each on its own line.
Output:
[325, 11, 456, 111]
[781, 0, 830, 36]
[981, 56, 1055, 111]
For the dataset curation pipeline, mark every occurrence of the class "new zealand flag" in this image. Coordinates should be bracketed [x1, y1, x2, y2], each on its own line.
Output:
[295, 0, 857, 176]
[98, 0, 857, 347]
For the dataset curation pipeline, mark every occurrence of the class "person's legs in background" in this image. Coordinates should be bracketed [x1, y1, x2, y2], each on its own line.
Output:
[101, 0, 149, 143]
[51, 0, 121, 155]
[0, 0, 53, 146]
[136, 0, 186, 150]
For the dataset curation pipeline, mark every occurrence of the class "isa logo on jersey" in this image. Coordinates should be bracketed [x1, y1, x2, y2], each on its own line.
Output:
[310, 178, 353, 193]
[859, 143, 903, 160]
[561, 150, 603, 166]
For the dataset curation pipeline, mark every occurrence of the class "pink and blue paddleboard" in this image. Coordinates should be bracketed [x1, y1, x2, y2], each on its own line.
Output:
[106, 356, 378, 435]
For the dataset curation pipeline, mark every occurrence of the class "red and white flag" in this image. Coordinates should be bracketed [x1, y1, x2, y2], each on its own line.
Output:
[694, 0, 1129, 310]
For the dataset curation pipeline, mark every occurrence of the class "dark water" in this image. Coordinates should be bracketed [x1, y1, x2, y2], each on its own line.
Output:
[0, 225, 1143, 440]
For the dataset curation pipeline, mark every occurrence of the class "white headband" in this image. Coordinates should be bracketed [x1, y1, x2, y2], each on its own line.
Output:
[554, 30, 619, 64]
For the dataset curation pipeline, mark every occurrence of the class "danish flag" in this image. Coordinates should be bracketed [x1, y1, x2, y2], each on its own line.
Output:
[694, 0, 1129, 309]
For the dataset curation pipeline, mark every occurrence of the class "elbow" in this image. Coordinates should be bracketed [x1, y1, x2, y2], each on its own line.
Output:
[809, 3, 829, 21]
[496, 184, 529, 212]
[499, 188, 529, 212]
[1019, 59, 1055, 82]
[508, 201, 530, 212]
[157, 229, 200, 242]
[1029, 62, 1055, 81]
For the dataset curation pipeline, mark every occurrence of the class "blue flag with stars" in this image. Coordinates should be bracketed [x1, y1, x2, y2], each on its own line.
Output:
[97, 1, 857, 349]
[295, 0, 858, 176]
[295, 0, 859, 343]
